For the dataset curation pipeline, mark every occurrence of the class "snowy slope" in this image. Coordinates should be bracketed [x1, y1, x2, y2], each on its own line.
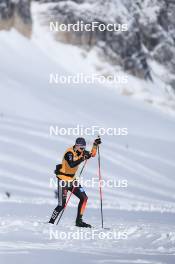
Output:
[0, 3, 175, 264]
[32, 2, 175, 117]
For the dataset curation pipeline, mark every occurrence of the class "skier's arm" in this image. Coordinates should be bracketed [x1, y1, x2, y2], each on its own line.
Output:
[91, 137, 102, 157]
[91, 144, 97, 157]
[65, 152, 84, 168]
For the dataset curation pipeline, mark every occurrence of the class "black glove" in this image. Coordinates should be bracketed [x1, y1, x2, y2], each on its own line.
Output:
[94, 137, 102, 146]
[83, 150, 91, 160]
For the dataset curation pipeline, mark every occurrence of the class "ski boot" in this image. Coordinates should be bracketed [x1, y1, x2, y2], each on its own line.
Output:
[75, 216, 91, 228]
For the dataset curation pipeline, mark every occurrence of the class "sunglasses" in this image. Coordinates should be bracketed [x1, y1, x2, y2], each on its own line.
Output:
[76, 145, 86, 150]
[80, 146, 85, 150]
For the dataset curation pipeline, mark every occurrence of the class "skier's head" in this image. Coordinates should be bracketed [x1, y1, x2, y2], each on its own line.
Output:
[75, 137, 86, 152]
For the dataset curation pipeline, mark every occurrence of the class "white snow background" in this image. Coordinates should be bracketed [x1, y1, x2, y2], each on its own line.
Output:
[0, 2, 175, 264]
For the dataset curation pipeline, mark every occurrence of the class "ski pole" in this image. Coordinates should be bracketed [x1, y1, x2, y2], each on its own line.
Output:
[97, 144, 104, 228]
[56, 159, 88, 225]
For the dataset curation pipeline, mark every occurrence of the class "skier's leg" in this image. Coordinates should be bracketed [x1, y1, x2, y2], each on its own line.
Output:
[72, 184, 91, 227]
[49, 179, 67, 224]
[75, 188, 88, 220]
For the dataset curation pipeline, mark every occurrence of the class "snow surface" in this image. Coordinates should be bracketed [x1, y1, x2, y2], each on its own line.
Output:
[0, 2, 175, 264]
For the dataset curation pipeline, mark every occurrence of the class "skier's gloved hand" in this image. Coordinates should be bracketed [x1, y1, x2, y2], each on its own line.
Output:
[83, 150, 91, 160]
[94, 137, 102, 146]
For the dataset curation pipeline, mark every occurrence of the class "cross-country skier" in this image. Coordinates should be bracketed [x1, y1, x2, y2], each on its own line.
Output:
[49, 137, 101, 227]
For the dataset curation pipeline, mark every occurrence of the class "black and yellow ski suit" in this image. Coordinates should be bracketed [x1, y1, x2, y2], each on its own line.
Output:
[49, 144, 97, 224]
